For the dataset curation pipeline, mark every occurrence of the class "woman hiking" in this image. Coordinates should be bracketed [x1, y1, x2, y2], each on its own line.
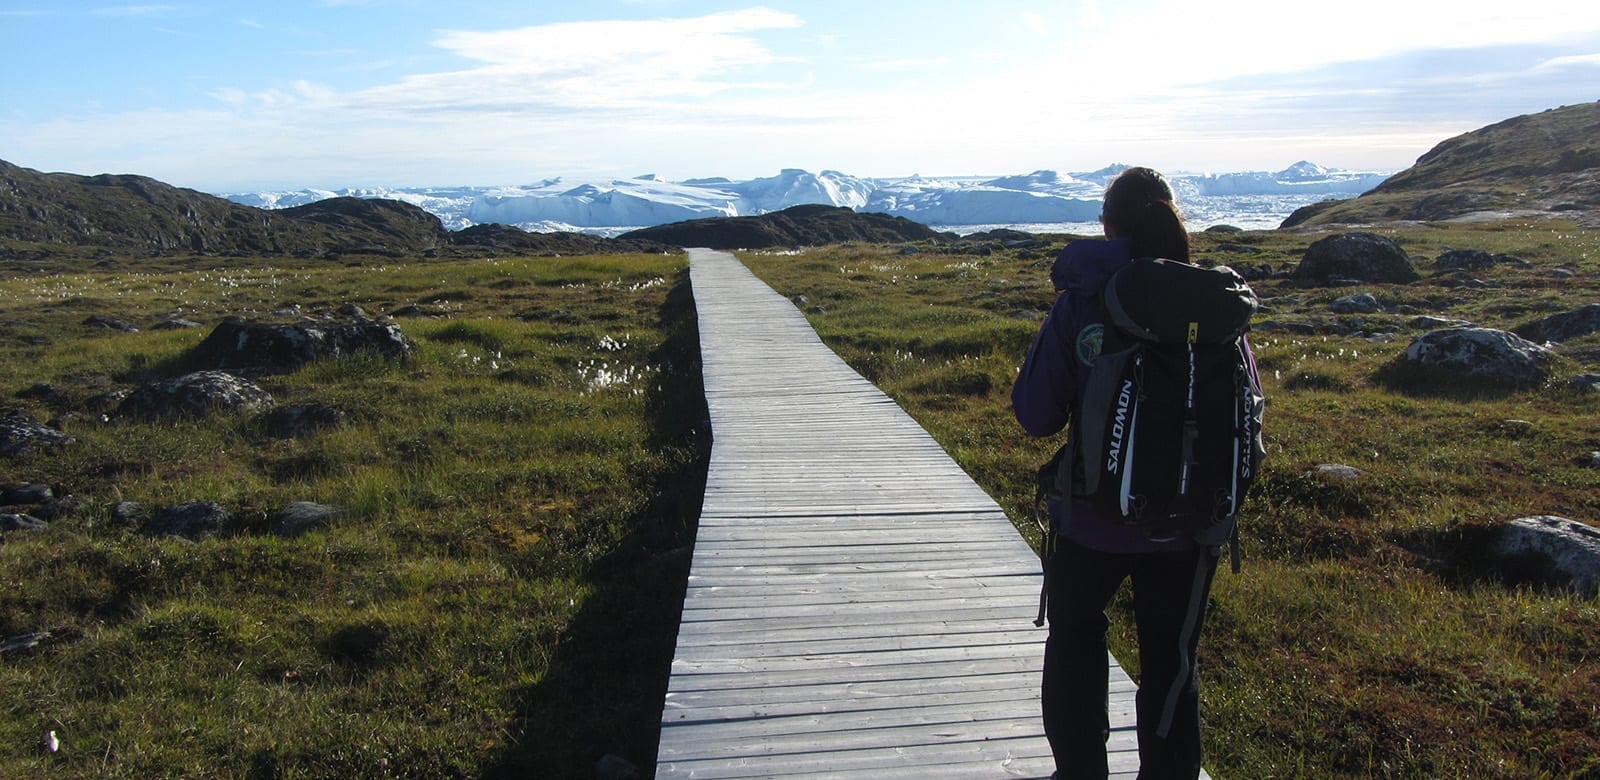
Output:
[1012, 166, 1258, 779]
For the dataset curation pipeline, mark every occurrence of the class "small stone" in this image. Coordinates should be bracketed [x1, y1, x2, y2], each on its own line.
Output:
[1310, 463, 1365, 481]
[269, 502, 345, 537]
[1, 513, 48, 532]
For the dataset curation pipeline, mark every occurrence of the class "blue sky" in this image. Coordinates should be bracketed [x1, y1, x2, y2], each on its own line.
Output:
[2, 1, 1597, 191]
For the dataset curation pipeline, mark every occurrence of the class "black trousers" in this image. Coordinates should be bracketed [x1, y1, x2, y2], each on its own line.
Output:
[1042, 539, 1221, 780]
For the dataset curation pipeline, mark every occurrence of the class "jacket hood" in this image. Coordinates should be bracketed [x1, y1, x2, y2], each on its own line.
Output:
[1051, 237, 1132, 293]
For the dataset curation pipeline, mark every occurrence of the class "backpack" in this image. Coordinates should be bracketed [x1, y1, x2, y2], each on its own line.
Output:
[1040, 257, 1265, 569]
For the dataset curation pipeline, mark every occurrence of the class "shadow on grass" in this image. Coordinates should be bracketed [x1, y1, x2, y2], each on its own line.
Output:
[482, 268, 710, 779]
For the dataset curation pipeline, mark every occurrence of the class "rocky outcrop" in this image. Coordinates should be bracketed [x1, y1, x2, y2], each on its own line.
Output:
[1282, 101, 1600, 227]
[116, 371, 274, 421]
[618, 204, 944, 249]
[1399, 328, 1556, 387]
[1294, 232, 1421, 285]
[186, 316, 416, 372]
[1514, 303, 1600, 344]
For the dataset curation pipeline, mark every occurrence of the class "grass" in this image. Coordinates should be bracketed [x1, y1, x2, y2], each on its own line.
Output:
[0, 251, 706, 778]
[4, 218, 1598, 777]
[740, 221, 1600, 778]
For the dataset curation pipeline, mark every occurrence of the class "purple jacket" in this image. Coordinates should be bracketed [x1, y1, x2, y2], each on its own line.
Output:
[1014, 238, 1258, 553]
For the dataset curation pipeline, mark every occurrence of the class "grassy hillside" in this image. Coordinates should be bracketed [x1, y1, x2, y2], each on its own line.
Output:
[1285, 102, 1600, 227]
[3, 218, 1597, 777]
[0, 253, 706, 777]
[740, 222, 1600, 778]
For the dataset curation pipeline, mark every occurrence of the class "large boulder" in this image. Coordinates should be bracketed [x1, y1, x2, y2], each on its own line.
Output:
[1399, 328, 1556, 387]
[1295, 232, 1421, 285]
[186, 316, 416, 372]
[116, 370, 274, 420]
[1493, 516, 1600, 596]
[1514, 303, 1600, 343]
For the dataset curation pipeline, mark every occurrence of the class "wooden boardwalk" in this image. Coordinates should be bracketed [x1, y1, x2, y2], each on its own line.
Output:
[656, 249, 1144, 778]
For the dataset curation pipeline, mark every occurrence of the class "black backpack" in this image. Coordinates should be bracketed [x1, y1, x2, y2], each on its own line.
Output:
[1041, 257, 1265, 568]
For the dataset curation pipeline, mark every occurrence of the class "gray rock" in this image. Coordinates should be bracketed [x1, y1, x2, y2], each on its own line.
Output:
[116, 371, 274, 421]
[0, 631, 52, 655]
[109, 501, 149, 527]
[1296, 233, 1421, 285]
[261, 403, 348, 438]
[0, 415, 74, 456]
[1, 513, 48, 532]
[1310, 463, 1366, 482]
[152, 318, 203, 330]
[1400, 328, 1555, 387]
[1494, 516, 1600, 596]
[1, 482, 53, 506]
[1434, 248, 1527, 272]
[82, 314, 138, 332]
[1516, 303, 1600, 344]
[269, 502, 345, 537]
[1329, 293, 1382, 314]
[186, 315, 416, 372]
[1411, 315, 1474, 330]
[144, 501, 230, 540]
[1571, 374, 1600, 393]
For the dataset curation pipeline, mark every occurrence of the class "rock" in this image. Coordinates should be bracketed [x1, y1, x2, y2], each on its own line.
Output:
[116, 371, 274, 421]
[269, 502, 344, 537]
[1494, 516, 1600, 596]
[144, 501, 230, 540]
[1, 513, 48, 532]
[1400, 328, 1555, 387]
[1204, 224, 1245, 233]
[260, 403, 348, 438]
[1295, 233, 1421, 285]
[1411, 315, 1474, 330]
[82, 314, 138, 332]
[336, 303, 367, 318]
[16, 383, 58, 401]
[186, 316, 416, 372]
[1, 483, 53, 505]
[0, 631, 52, 655]
[1329, 293, 1383, 314]
[1570, 374, 1600, 393]
[109, 501, 150, 527]
[1310, 463, 1366, 482]
[1515, 303, 1600, 344]
[389, 305, 428, 318]
[152, 317, 203, 330]
[32, 495, 87, 522]
[0, 414, 74, 456]
[1434, 248, 1526, 271]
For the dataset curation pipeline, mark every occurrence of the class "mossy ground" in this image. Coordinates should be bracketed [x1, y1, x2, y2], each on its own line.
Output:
[741, 220, 1600, 778]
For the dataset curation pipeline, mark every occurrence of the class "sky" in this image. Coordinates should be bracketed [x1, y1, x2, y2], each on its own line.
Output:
[2, 1, 1598, 192]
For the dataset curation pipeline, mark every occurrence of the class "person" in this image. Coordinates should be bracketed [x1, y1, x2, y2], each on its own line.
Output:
[1012, 167, 1254, 779]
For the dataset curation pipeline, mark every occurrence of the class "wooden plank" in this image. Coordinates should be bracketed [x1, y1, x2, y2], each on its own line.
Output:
[658, 248, 1181, 778]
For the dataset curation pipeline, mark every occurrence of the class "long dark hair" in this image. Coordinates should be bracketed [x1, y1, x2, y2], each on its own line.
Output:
[1102, 166, 1190, 262]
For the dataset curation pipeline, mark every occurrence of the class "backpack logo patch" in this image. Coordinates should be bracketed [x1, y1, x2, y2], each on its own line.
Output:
[1076, 323, 1104, 366]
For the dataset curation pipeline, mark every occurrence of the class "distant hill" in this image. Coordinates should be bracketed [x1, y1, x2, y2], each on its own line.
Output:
[0, 159, 671, 260]
[617, 204, 945, 249]
[1284, 102, 1600, 228]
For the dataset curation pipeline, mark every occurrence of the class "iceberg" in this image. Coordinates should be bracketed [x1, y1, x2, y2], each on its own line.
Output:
[223, 162, 1391, 234]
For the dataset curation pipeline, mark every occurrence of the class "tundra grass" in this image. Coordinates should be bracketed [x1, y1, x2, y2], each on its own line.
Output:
[0, 252, 704, 778]
[741, 222, 1600, 778]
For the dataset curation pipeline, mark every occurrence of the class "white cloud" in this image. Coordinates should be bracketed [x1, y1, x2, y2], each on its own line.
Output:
[1534, 52, 1600, 70]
